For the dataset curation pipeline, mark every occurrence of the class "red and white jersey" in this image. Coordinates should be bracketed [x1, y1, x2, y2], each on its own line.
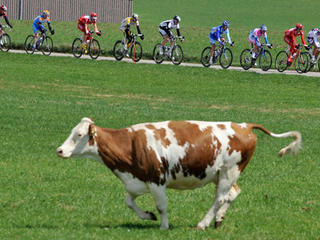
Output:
[78, 15, 96, 25]
[284, 28, 306, 45]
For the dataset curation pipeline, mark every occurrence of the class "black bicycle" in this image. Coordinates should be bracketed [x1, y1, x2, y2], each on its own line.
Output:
[306, 44, 320, 72]
[240, 43, 273, 71]
[153, 36, 184, 65]
[24, 31, 53, 56]
[113, 33, 143, 62]
[275, 44, 311, 73]
[200, 42, 234, 69]
[72, 31, 101, 60]
[0, 25, 12, 52]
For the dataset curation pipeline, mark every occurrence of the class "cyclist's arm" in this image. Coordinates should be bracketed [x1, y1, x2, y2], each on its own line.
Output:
[225, 29, 232, 44]
[176, 28, 181, 37]
[47, 21, 53, 32]
[93, 22, 98, 32]
[84, 23, 88, 34]
[4, 15, 13, 28]
[216, 29, 223, 44]
[136, 24, 142, 34]
[264, 32, 270, 45]
[300, 31, 307, 45]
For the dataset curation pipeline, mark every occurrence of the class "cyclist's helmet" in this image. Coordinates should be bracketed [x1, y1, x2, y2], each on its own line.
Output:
[260, 24, 267, 32]
[0, 4, 7, 11]
[42, 10, 50, 17]
[90, 12, 98, 21]
[132, 13, 139, 21]
[222, 20, 229, 28]
[296, 23, 303, 30]
[173, 15, 181, 23]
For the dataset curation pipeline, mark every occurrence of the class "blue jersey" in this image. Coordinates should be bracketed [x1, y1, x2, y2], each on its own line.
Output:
[32, 14, 51, 34]
[209, 25, 231, 44]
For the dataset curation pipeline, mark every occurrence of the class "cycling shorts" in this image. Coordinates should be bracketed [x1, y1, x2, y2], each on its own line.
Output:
[32, 23, 43, 34]
[209, 33, 219, 45]
[159, 27, 172, 38]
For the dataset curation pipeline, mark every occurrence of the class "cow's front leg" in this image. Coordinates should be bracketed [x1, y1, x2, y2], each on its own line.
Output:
[149, 184, 169, 229]
[125, 192, 157, 221]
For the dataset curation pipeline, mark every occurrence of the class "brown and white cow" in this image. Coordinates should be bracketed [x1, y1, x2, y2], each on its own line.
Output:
[56, 117, 301, 229]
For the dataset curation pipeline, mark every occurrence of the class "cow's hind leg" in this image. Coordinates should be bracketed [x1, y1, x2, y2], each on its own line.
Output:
[214, 183, 241, 228]
[126, 192, 157, 221]
[197, 168, 240, 230]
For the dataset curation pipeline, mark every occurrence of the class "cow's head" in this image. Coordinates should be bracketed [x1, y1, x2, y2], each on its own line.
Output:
[56, 117, 95, 158]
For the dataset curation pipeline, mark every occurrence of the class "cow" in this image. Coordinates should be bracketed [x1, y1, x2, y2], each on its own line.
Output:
[56, 117, 301, 229]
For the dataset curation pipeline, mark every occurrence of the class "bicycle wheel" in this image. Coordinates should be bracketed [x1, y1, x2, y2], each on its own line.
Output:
[275, 51, 288, 72]
[153, 43, 164, 64]
[89, 39, 101, 60]
[200, 47, 211, 67]
[72, 38, 84, 58]
[0, 33, 11, 52]
[24, 35, 35, 55]
[219, 47, 233, 69]
[40, 36, 53, 56]
[295, 52, 311, 73]
[130, 41, 143, 62]
[259, 49, 272, 71]
[240, 49, 252, 70]
[171, 45, 183, 65]
[113, 40, 124, 61]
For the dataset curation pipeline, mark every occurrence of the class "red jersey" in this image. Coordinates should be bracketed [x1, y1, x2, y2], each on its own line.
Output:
[78, 15, 96, 25]
[285, 28, 306, 45]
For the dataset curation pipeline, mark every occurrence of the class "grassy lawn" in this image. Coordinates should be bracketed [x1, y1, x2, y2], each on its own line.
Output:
[0, 52, 319, 239]
[4, 0, 320, 68]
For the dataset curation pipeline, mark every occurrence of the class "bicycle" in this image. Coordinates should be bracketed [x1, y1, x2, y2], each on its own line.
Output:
[240, 43, 273, 71]
[306, 44, 320, 72]
[153, 36, 184, 65]
[0, 25, 12, 52]
[72, 31, 101, 60]
[24, 31, 53, 56]
[113, 33, 143, 62]
[200, 42, 234, 69]
[275, 44, 311, 73]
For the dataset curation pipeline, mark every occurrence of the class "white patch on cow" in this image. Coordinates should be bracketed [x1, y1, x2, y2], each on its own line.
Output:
[114, 170, 149, 195]
[239, 123, 247, 128]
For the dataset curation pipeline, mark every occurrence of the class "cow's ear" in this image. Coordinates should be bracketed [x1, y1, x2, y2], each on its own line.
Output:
[88, 124, 95, 138]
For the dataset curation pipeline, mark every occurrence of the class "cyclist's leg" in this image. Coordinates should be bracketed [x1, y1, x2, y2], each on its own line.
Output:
[313, 41, 320, 63]
[158, 28, 168, 55]
[284, 36, 295, 64]
[209, 33, 216, 58]
[77, 23, 86, 42]
[248, 35, 257, 58]
[32, 23, 40, 48]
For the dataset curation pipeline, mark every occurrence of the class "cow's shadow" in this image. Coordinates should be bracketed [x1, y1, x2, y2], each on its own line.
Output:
[117, 222, 163, 229]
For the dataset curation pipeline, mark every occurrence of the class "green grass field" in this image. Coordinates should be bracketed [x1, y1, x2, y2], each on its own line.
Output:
[4, 0, 320, 68]
[1, 52, 320, 239]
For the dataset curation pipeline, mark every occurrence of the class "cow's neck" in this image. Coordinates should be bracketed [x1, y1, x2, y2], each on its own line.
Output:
[94, 126, 133, 171]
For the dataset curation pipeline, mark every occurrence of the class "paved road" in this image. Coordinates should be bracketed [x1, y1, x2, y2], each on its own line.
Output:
[10, 49, 320, 78]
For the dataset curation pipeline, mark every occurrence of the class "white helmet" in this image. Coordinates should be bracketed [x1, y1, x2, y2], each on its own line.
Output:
[132, 13, 139, 21]
[173, 15, 181, 22]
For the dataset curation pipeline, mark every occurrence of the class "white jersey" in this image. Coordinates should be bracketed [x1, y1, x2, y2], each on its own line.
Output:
[159, 20, 180, 30]
[307, 28, 320, 48]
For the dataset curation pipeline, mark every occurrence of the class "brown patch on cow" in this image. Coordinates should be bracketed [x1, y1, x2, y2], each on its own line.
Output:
[146, 125, 171, 147]
[94, 126, 168, 185]
[229, 123, 257, 173]
[168, 121, 221, 180]
[217, 124, 226, 130]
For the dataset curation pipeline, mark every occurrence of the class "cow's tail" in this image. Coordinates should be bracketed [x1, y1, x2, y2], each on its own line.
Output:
[249, 124, 302, 157]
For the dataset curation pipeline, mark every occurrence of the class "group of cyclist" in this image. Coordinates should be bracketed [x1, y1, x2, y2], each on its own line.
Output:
[1, 3, 320, 68]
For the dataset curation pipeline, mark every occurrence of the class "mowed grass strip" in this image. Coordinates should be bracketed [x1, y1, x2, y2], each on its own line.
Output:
[0, 52, 319, 239]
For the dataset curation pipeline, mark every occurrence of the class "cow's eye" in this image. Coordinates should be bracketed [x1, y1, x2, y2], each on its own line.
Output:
[78, 134, 82, 137]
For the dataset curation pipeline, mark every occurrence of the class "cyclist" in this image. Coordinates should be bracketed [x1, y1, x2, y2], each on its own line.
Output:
[209, 20, 233, 65]
[120, 13, 144, 56]
[78, 12, 101, 53]
[284, 23, 308, 66]
[248, 24, 271, 61]
[158, 15, 184, 56]
[32, 10, 55, 50]
[307, 27, 320, 66]
[0, 4, 13, 30]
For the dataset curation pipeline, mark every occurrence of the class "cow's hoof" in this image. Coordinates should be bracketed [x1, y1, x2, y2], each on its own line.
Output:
[145, 211, 157, 221]
[214, 221, 223, 228]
